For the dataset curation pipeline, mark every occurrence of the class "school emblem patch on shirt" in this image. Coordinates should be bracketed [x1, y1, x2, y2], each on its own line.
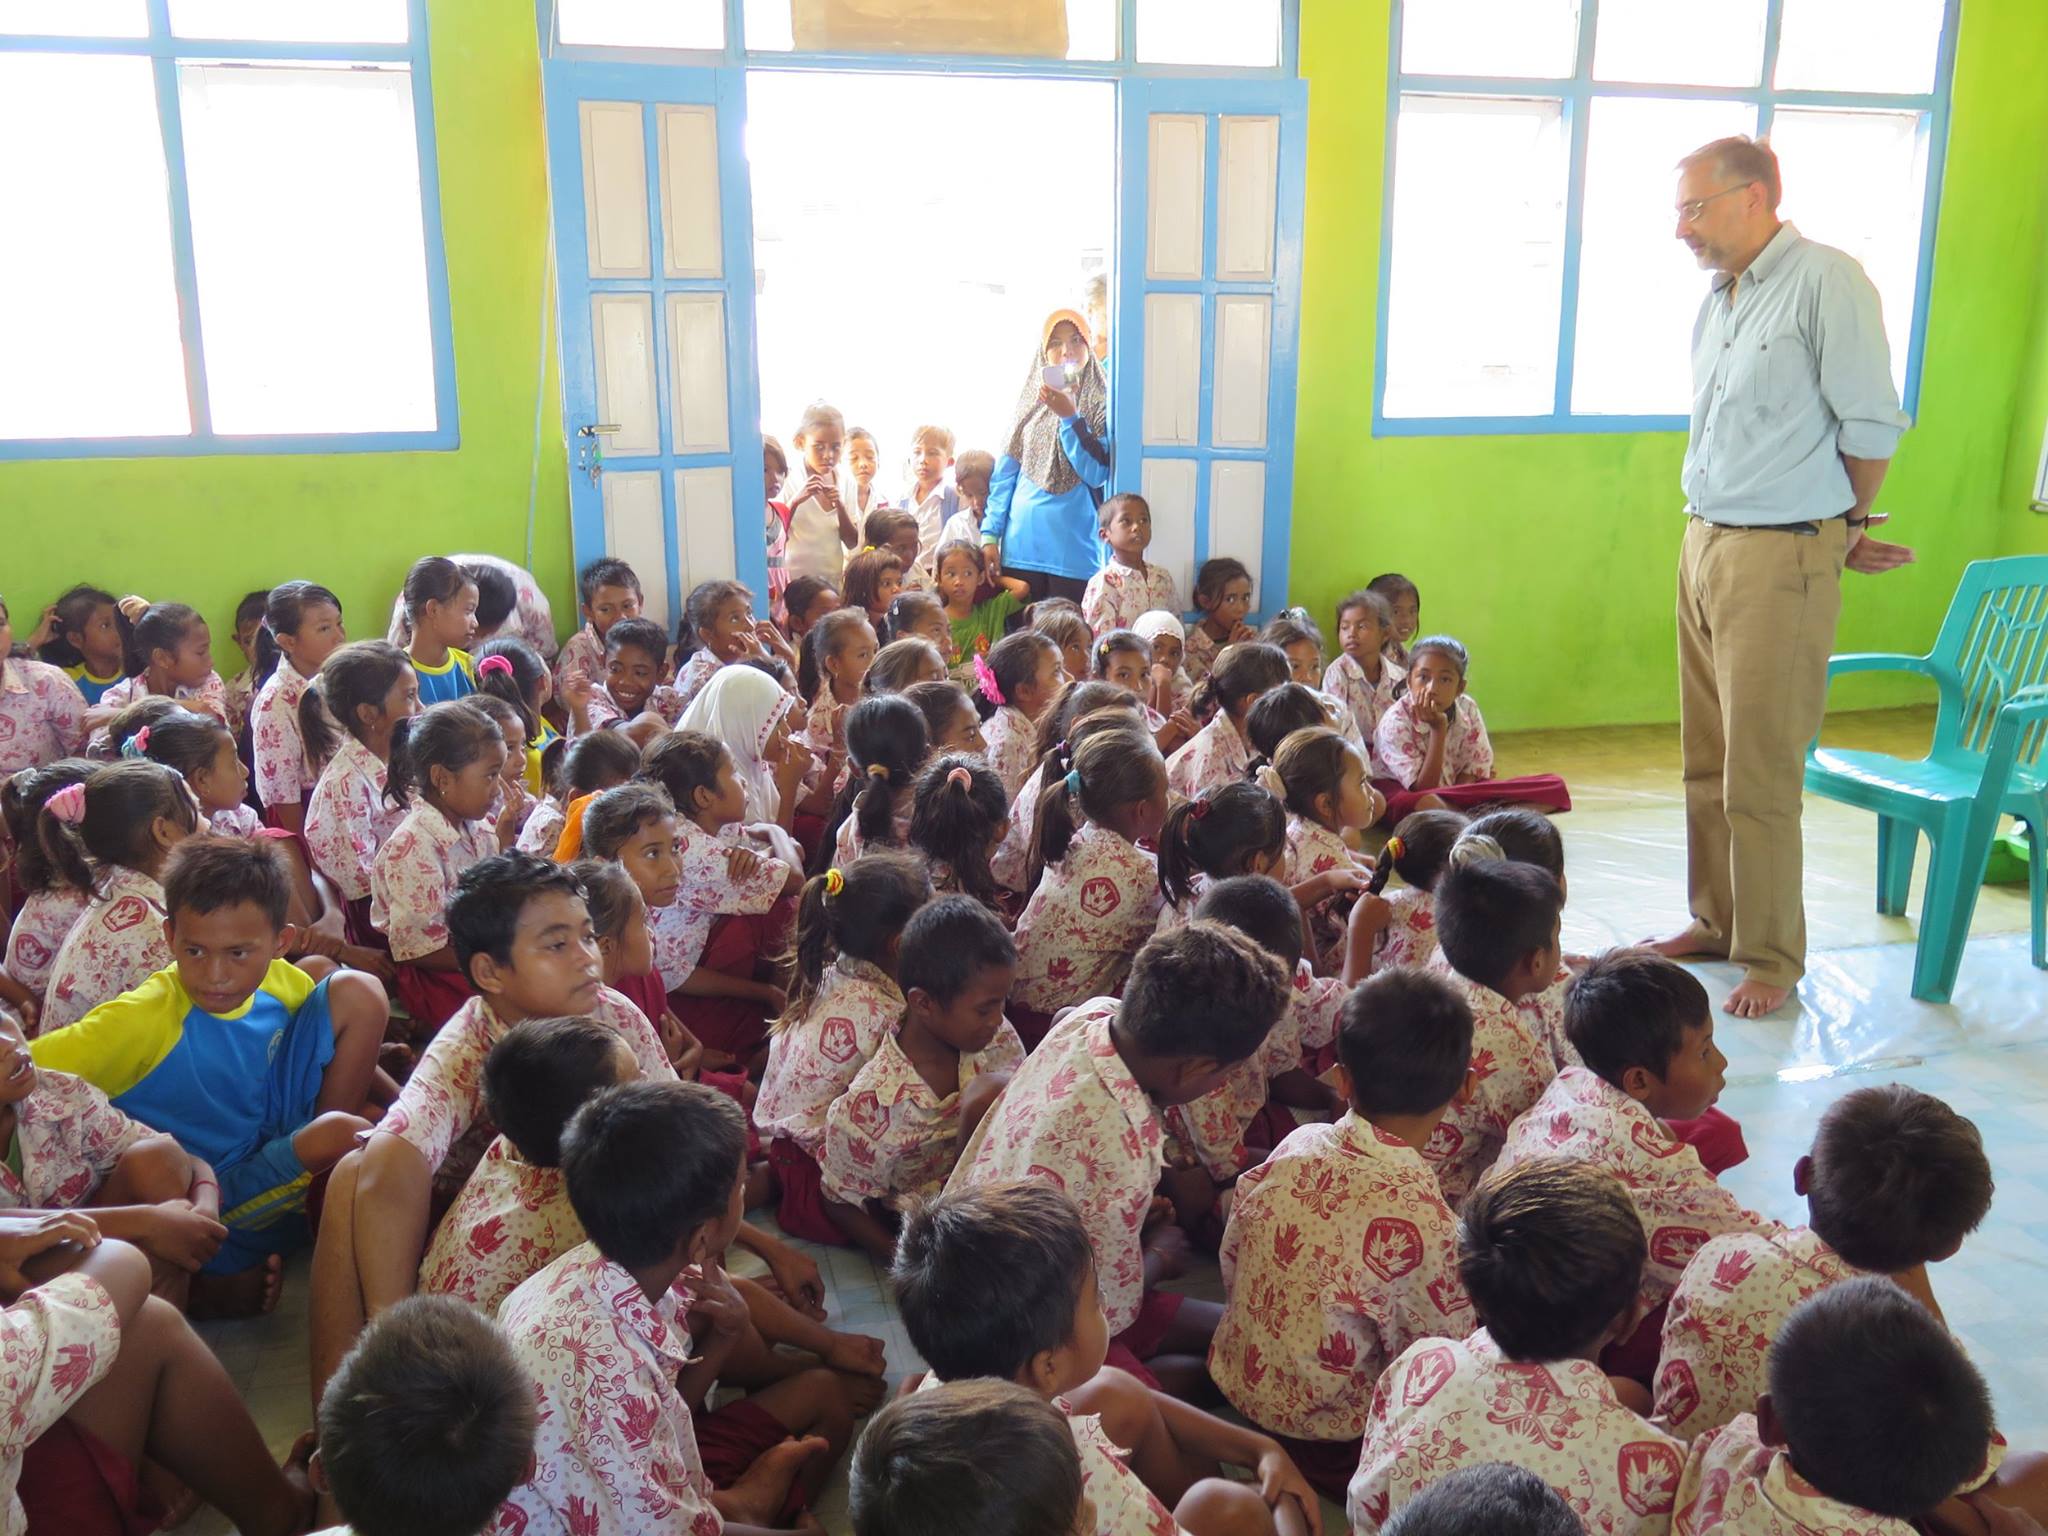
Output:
[1079, 877, 1121, 918]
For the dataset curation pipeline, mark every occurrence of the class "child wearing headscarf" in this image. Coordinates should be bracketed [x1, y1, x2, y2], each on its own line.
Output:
[1135, 609, 1193, 715]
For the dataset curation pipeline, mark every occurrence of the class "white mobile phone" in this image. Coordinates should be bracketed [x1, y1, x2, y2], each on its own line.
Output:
[1041, 364, 1069, 389]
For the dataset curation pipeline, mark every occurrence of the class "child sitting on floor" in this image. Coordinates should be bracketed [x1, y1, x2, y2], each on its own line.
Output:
[301, 641, 419, 952]
[1348, 1158, 1686, 1536]
[895, 1182, 1318, 1536]
[1167, 643, 1290, 801]
[1093, 627, 1197, 756]
[1261, 610, 1366, 753]
[1134, 610, 1192, 716]
[1184, 558, 1256, 686]
[972, 629, 1066, 798]
[554, 556, 646, 697]
[907, 755, 1010, 910]
[1373, 634, 1570, 819]
[566, 617, 683, 736]
[1154, 780, 1288, 933]
[864, 635, 947, 695]
[778, 576, 839, 647]
[994, 681, 1141, 897]
[671, 579, 772, 713]
[850, 1380, 1084, 1536]
[1363, 808, 1467, 972]
[247, 579, 347, 833]
[884, 592, 953, 668]
[1031, 605, 1094, 689]
[902, 679, 985, 758]
[1265, 725, 1384, 970]
[843, 547, 907, 638]
[1081, 494, 1181, 638]
[516, 728, 640, 858]
[38, 583, 129, 708]
[1367, 572, 1420, 669]
[396, 558, 478, 707]
[1211, 967, 1477, 1501]
[1323, 589, 1401, 751]
[1, 760, 94, 1020]
[87, 601, 228, 738]
[824, 694, 927, 868]
[1383, 1466, 1584, 1536]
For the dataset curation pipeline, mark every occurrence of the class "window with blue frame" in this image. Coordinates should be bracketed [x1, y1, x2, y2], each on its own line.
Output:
[1376, 0, 1955, 436]
[0, 0, 457, 456]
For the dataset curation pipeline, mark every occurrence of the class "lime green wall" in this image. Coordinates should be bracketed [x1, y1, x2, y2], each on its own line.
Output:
[1289, 0, 2048, 731]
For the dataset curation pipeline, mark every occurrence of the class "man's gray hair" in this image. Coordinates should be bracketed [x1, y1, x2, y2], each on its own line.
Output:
[1677, 135, 1782, 211]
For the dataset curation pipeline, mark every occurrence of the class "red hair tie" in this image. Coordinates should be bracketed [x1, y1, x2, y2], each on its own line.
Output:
[946, 766, 972, 789]
[46, 783, 87, 824]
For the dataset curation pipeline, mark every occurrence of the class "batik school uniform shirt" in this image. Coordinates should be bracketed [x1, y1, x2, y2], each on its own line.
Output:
[1151, 872, 1209, 937]
[671, 649, 723, 712]
[648, 818, 792, 987]
[210, 803, 264, 837]
[0, 1068, 150, 1210]
[1166, 711, 1251, 801]
[0, 658, 87, 775]
[1182, 623, 1225, 685]
[818, 1022, 1027, 1207]
[0, 1271, 121, 1536]
[1520, 965, 1580, 1073]
[947, 593, 1025, 679]
[2, 887, 89, 1016]
[41, 868, 171, 1035]
[408, 649, 475, 707]
[553, 624, 605, 699]
[1082, 562, 1183, 638]
[1373, 695, 1496, 790]
[831, 789, 913, 868]
[578, 680, 685, 734]
[1673, 1416, 1920, 1536]
[223, 668, 254, 737]
[515, 797, 567, 857]
[1417, 961, 1555, 1211]
[61, 663, 125, 709]
[1374, 887, 1437, 973]
[369, 802, 498, 963]
[1498, 1066, 1781, 1313]
[755, 955, 904, 1160]
[1323, 653, 1400, 763]
[1011, 823, 1162, 1014]
[250, 657, 315, 812]
[950, 1002, 1164, 1335]
[989, 760, 1045, 895]
[1349, 1329, 1686, 1536]
[493, 1241, 721, 1536]
[88, 670, 229, 749]
[304, 735, 402, 902]
[1212, 1113, 1474, 1444]
[1286, 815, 1361, 967]
[418, 1136, 585, 1315]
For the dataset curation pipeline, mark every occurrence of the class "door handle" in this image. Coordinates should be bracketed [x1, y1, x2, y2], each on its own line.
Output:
[575, 423, 620, 486]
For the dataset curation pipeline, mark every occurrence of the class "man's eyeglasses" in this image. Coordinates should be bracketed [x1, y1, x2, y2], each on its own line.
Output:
[1676, 182, 1753, 223]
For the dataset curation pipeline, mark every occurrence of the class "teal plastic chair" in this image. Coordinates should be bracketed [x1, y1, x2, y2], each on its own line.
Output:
[1805, 555, 2048, 1003]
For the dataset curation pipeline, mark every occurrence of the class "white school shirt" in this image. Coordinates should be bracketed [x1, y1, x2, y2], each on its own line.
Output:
[818, 1022, 1026, 1207]
[1416, 958, 1556, 1211]
[87, 670, 229, 750]
[304, 735, 402, 902]
[41, 867, 171, 1034]
[781, 464, 860, 582]
[3, 887, 90, 1016]
[902, 480, 958, 564]
[249, 656, 315, 811]
[368, 801, 499, 962]
[1374, 695, 1496, 791]
[0, 1068, 151, 1211]
[1082, 562, 1184, 638]
[1011, 822, 1162, 1014]
[754, 954, 904, 1159]
[1374, 886, 1438, 972]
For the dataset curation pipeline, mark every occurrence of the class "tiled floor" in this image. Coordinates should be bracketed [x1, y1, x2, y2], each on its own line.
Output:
[190, 707, 2048, 1533]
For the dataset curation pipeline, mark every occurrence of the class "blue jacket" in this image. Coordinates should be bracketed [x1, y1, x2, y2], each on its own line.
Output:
[981, 415, 1112, 582]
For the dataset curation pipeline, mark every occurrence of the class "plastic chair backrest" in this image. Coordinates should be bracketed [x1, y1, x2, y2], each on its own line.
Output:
[1933, 557, 2048, 770]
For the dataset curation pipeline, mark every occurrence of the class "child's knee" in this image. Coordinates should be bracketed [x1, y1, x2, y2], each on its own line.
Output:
[76, 1239, 154, 1324]
[107, 1135, 194, 1204]
[328, 970, 391, 1032]
[293, 1112, 373, 1174]
[1175, 1478, 1275, 1536]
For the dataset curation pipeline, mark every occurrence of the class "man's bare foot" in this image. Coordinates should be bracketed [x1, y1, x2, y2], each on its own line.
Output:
[1724, 978, 1794, 1018]
[1642, 924, 1729, 961]
[716, 1435, 830, 1526]
[188, 1253, 284, 1319]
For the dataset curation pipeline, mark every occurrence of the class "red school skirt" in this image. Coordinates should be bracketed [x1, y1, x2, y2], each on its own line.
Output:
[393, 962, 474, 1034]
[670, 898, 798, 1062]
[1376, 774, 1573, 824]
[766, 1136, 848, 1247]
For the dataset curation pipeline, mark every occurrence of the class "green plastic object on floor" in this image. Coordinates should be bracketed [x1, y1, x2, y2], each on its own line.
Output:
[1804, 555, 2048, 1003]
[1985, 825, 2032, 886]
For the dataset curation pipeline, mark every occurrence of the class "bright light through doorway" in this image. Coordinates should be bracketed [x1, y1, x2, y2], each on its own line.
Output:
[746, 71, 1113, 502]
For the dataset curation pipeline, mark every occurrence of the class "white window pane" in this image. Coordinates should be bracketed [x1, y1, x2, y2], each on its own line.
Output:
[1400, 0, 1579, 79]
[560, 0, 722, 49]
[1384, 95, 1566, 419]
[741, 0, 1112, 56]
[1772, 108, 1926, 398]
[0, 0, 144, 36]
[0, 55, 189, 438]
[1136, 0, 1278, 67]
[1594, 0, 1764, 85]
[1775, 0, 1944, 94]
[168, 0, 407, 43]
[1570, 97, 1755, 415]
[178, 63, 437, 434]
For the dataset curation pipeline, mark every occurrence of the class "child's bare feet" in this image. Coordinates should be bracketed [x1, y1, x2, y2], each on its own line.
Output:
[822, 1331, 885, 1378]
[717, 1435, 830, 1526]
[188, 1253, 284, 1319]
[833, 1369, 887, 1416]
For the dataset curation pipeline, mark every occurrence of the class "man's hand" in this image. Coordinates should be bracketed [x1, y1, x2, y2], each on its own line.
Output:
[1845, 513, 1915, 575]
[982, 541, 1003, 581]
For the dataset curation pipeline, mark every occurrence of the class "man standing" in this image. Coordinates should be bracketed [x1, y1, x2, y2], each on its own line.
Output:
[1649, 136, 1915, 1018]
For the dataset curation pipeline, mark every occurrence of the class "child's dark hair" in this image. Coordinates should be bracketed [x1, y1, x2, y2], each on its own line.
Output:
[1245, 683, 1327, 761]
[862, 506, 918, 551]
[1123, 921, 1289, 1067]
[251, 580, 342, 691]
[163, 835, 290, 932]
[1158, 782, 1286, 910]
[577, 556, 643, 607]
[974, 630, 1057, 722]
[780, 575, 837, 630]
[898, 893, 1016, 1004]
[798, 609, 875, 703]
[1260, 611, 1322, 658]
[638, 729, 730, 823]
[1268, 725, 1357, 822]
[401, 556, 472, 624]
[447, 853, 588, 986]
[132, 601, 204, 666]
[1336, 588, 1394, 635]
[865, 637, 944, 695]
[1365, 808, 1470, 896]
[1090, 628, 1150, 681]
[40, 761, 198, 892]
[1382, 1465, 1581, 1536]
[1465, 808, 1563, 881]
[473, 637, 547, 744]
[384, 701, 503, 812]
[1193, 556, 1252, 614]
[553, 729, 642, 802]
[1193, 873, 1303, 973]
[1340, 969, 1473, 1117]
[1029, 605, 1089, 658]
[300, 640, 411, 762]
[1768, 1278, 1993, 1519]
[1190, 641, 1289, 720]
[580, 782, 676, 861]
[93, 697, 182, 763]
[1563, 949, 1709, 1085]
[37, 585, 126, 672]
[675, 580, 752, 661]
[1095, 489, 1146, 530]
[1435, 858, 1563, 994]
[814, 694, 929, 873]
[1804, 1085, 1993, 1272]
[902, 680, 974, 746]
[842, 547, 905, 626]
[1030, 720, 1161, 877]
[130, 707, 231, 782]
[779, 850, 932, 1028]
[484, 1015, 630, 1168]
[931, 538, 985, 583]
[461, 561, 517, 636]
[603, 617, 668, 671]
[562, 1081, 746, 1268]
[1399, 635, 1470, 700]
[1030, 680, 1136, 771]
[884, 590, 945, 648]
[892, 1182, 1094, 1381]
[566, 860, 642, 948]
[744, 654, 797, 691]
[1457, 1158, 1645, 1361]
[909, 755, 1008, 910]
[851, 1380, 1081, 1536]
[316, 1296, 536, 1536]
[1, 759, 94, 895]
[470, 685, 528, 755]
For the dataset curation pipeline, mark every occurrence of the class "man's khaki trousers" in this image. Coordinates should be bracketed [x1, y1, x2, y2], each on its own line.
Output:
[1676, 515, 1848, 990]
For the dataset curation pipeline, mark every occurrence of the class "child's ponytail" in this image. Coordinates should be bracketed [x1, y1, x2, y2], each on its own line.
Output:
[473, 638, 546, 745]
[302, 641, 410, 764]
[384, 700, 501, 811]
[38, 760, 197, 893]
[811, 695, 929, 874]
[1, 759, 94, 896]
[1028, 720, 1160, 884]
[1189, 641, 1289, 721]
[776, 850, 931, 1031]
[908, 754, 1008, 910]
[252, 580, 342, 692]
[975, 631, 1057, 724]
[1365, 808, 1471, 895]
[1156, 781, 1287, 910]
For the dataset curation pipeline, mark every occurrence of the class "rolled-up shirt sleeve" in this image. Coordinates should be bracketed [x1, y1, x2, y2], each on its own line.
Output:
[1817, 263, 1907, 460]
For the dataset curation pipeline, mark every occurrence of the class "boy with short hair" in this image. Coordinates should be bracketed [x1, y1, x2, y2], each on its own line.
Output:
[947, 923, 1292, 1388]
[850, 1379, 1085, 1536]
[894, 1182, 1318, 1536]
[1422, 858, 1562, 1207]
[936, 449, 997, 555]
[555, 557, 645, 699]
[1654, 1083, 1992, 1437]
[1382, 1465, 1586, 1536]
[1081, 494, 1181, 639]
[572, 618, 684, 734]
[902, 425, 959, 572]
[1210, 967, 1478, 1500]
[313, 1294, 536, 1536]
[1348, 1158, 1686, 1536]
[32, 837, 389, 1310]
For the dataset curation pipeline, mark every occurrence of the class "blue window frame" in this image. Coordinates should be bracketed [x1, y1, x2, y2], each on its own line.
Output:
[0, 0, 458, 459]
[1373, 0, 1959, 438]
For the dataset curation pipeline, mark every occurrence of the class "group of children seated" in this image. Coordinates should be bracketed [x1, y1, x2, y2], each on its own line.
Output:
[0, 456, 2035, 1536]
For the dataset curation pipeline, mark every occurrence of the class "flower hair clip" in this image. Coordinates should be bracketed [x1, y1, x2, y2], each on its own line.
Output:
[476, 654, 515, 681]
[1064, 768, 1082, 796]
[972, 653, 1004, 707]
[1188, 799, 1210, 821]
[46, 783, 88, 824]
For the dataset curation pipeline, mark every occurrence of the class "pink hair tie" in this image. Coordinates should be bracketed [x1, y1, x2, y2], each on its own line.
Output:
[972, 653, 1004, 707]
[946, 765, 971, 790]
[46, 783, 87, 824]
[476, 654, 515, 680]
[119, 725, 153, 760]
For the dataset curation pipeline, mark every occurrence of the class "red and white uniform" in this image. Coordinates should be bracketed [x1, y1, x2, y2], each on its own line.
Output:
[671, 650, 722, 712]
[1082, 562, 1183, 638]
[1348, 1330, 1686, 1536]
[419, 1136, 583, 1315]
[223, 669, 254, 737]
[90, 670, 229, 740]
[981, 704, 1039, 801]
[553, 624, 605, 699]
[1374, 887, 1438, 973]
[1165, 962, 1341, 1181]
[305, 735, 403, 902]
[1374, 695, 1496, 791]
[1151, 872, 1210, 937]
[493, 1242, 721, 1536]
[1011, 823, 1162, 1014]
[250, 656, 315, 811]
[515, 798, 567, 857]
[1286, 814, 1361, 968]
[1212, 1113, 1473, 1443]
[818, 1023, 1025, 1207]
[1673, 1415, 1915, 1536]
[1183, 624, 1224, 685]
[754, 955, 903, 1160]
[0, 1069, 151, 1210]
[1519, 966, 1580, 1073]
[1497, 1066, 1782, 1313]
[369, 802, 498, 962]
[210, 803, 264, 837]
[949, 1002, 1163, 1334]
[1166, 712, 1251, 802]
[0, 1272, 122, 1536]
[41, 868, 171, 1034]
[648, 818, 792, 987]
[3, 888, 90, 1015]
[1417, 963, 1556, 1210]
[577, 682, 686, 735]
[831, 788, 913, 868]
[990, 760, 1043, 894]
[0, 658, 87, 775]
[1323, 653, 1400, 764]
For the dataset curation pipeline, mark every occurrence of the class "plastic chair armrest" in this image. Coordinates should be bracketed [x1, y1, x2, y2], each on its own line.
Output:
[1825, 652, 1940, 682]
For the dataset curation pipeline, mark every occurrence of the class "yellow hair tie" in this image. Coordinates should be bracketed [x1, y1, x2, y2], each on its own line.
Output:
[861, 544, 877, 554]
[823, 867, 845, 896]
[866, 764, 889, 779]
[1384, 835, 1405, 862]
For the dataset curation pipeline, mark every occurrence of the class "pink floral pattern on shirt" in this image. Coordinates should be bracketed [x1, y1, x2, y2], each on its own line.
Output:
[1165, 961, 1339, 1180]
[1374, 695, 1496, 791]
[1012, 823, 1162, 1014]
[648, 819, 791, 987]
[982, 705, 1039, 801]
[1183, 625, 1222, 686]
[0, 1070, 150, 1210]
[580, 682, 686, 734]
[831, 789, 913, 869]
[1212, 1114, 1474, 1443]
[90, 671, 229, 748]
[1375, 888, 1438, 973]
[819, 1023, 1025, 1205]
[305, 735, 403, 902]
[755, 956, 903, 1159]
[1166, 713, 1250, 802]
[370, 802, 499, 962]
[949, 1003, 1164, 1334]
[1416, 962, 1555, 1211]
[210, 804, 264, 838]
[250, 657, 315, 811]
[0, 1272, 120, 1536]
[1082, 564, 1183, 639]
[1323, 653, 1400, 768]
[419, 1136, 585, 1315]
[516, 799, 567, 857]
[553, 625, 605, 700]
[1673, 1415, 1914, 1536]
[671, 651, 723, 712]
[1520, 966, 1580, 1073]
[42, 868, 171, 1034]
[493, 1242, 722, 1536]
[3, 888, 90, 1015]
[1286, 815, 1362, 969]
[1497, 1067, 1781, 1312]
[990, 758, 1044, 894]
[0, 659, 87, 776]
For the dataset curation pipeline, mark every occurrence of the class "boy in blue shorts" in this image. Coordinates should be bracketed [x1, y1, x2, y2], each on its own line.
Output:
[31, 837, 390, 1314]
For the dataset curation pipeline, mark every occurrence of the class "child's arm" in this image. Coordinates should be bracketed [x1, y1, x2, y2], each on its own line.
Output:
[1290, 866, 1365, 911]
[730, 1224, 825, 1318]
[0, 974, 36, 1037]
[676, 1259, 751, 1406]
[1409, 703, 1451, 790]
[1147, 1391, 1323, 1536]
[1340, 889, 1393, 985]
[993, 574, 1033, 601]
